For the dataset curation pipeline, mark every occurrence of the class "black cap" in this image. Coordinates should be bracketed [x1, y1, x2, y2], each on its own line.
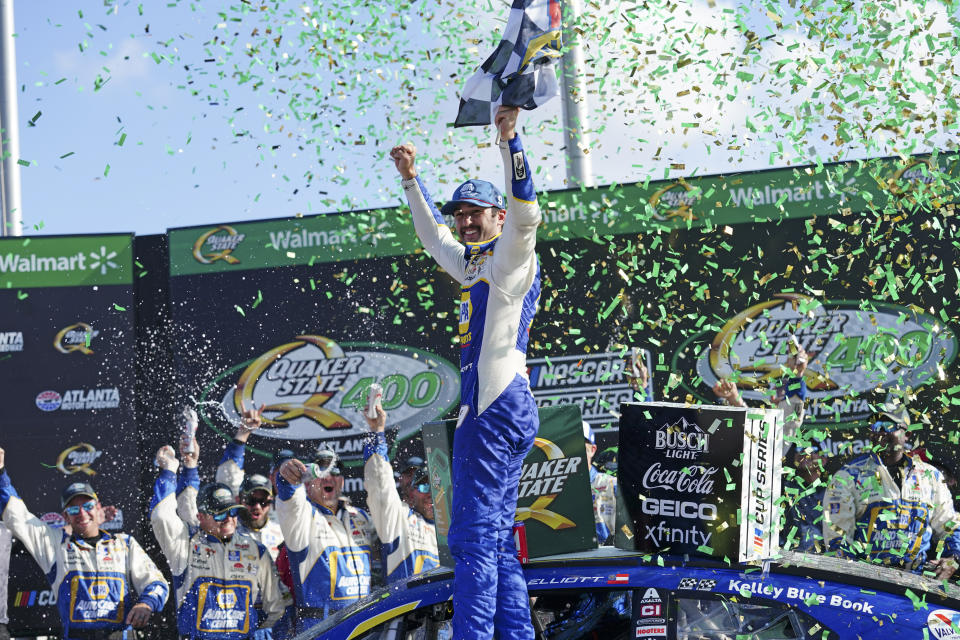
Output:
[398, 456, 425, 475]
[197, 482, 241, 515]
[272, 449, 295, 470]
[240, 474, 273, 498]
[412, 466, 429, 487]
[61, 482, 98, 509]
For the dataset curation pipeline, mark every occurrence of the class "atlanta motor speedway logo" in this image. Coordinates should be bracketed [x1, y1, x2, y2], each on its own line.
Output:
[682, 293, 957, 424]
[208, 336, 459, 442]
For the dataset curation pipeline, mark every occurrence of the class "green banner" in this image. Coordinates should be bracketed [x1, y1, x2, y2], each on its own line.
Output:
[0, 234, 134, 288]
[168, 152, 959, 275]
[423, 404, 596, 566]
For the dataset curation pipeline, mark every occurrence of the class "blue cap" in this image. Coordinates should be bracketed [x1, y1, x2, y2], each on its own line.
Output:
[582, 421, 596, 445]
[440, 179, 505, 216]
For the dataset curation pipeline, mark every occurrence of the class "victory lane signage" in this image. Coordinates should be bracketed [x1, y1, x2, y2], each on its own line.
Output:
[423, 404, 596, 566]
[617, 402, 782, 563]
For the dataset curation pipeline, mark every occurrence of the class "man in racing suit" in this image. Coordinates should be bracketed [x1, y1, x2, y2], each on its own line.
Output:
[276, 455, 375, 631]
[211, 403, 285, 561]
[822, 403, 960, 578]
[362, 402, 439, 581]
[583, 423, 615, 545]
[390, 105, 540, 639]
[150, 446, 284, 640]
[0, 447, 168, 639]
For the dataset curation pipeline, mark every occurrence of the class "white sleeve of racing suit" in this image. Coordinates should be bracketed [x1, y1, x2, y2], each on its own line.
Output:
[0, 494, 61, 575]
[149, 470, 191, 577]
[822, 467, 857, 552]
[257, 543, 286, 628]
[124, 534, 170, 610]
[492, 135, 540, 297]
[176, 466, 200, 528]
[216, 441, 246, 497]
[402, 177, 467, 284]
[275, 477, 312, 554]
[363, 450, 406, 551]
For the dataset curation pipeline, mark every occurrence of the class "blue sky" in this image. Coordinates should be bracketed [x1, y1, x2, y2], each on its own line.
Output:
[8, 0, 958, 237]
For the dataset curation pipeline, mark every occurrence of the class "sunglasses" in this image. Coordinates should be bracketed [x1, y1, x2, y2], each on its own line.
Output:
[64, 500, 96, 516]
[207, 509, 240, 522]
[413, 482, 431, 494]
[871, 421, 905, 433]
[244, 497, 273, 508]
[312, 458, 342, 476]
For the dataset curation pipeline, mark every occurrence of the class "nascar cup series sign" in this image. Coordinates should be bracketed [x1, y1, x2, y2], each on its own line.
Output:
[685, 293, 958, 425]
[618, 402, 782, 563]
[205, 336, 459, 455]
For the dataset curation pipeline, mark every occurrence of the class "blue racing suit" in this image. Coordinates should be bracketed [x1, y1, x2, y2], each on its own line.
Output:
[822, 453, 960, 570]
[363, 431, 439, 581]
[0, 469, 168, 639]
[149, 469, 285, 639]
[402, 134, 541, 640]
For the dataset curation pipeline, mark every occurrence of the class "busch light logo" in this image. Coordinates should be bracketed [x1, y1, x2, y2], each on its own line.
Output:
[654, 416, 710, 460]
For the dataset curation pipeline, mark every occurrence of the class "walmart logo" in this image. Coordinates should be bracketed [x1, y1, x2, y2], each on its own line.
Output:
[0, 245, 119, 275]
[88, 246, 119, 275]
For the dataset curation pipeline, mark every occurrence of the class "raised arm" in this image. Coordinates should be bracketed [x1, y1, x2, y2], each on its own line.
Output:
[149, 446, 191, 577]
[391, 144, 468, 283]
[0, 448, 62, 575]
[361, 405, 408, 548]
[274, 459, 314, 555]
[491, 106, 541, 296]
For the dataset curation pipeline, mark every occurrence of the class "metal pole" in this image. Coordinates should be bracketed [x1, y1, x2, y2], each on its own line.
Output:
[559, 0, 594, 188]
[0, 0, 23, 236]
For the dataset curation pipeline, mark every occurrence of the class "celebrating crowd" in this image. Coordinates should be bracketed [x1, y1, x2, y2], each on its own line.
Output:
[0, 393, 439, 640]
[1, 106, 957, 640]
[2, 354, 959, 640]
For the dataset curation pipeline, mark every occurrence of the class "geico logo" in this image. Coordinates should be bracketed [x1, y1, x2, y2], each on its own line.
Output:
[641, 498, 717, 520]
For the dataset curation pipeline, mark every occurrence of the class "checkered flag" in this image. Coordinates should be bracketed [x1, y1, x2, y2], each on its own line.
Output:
[696, 579, 717, 591]
[454, 0, 563, 127]
[677, 578, 699, 590]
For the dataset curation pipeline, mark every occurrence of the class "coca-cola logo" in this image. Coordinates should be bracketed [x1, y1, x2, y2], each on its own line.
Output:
[641, 463, 717, 494]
